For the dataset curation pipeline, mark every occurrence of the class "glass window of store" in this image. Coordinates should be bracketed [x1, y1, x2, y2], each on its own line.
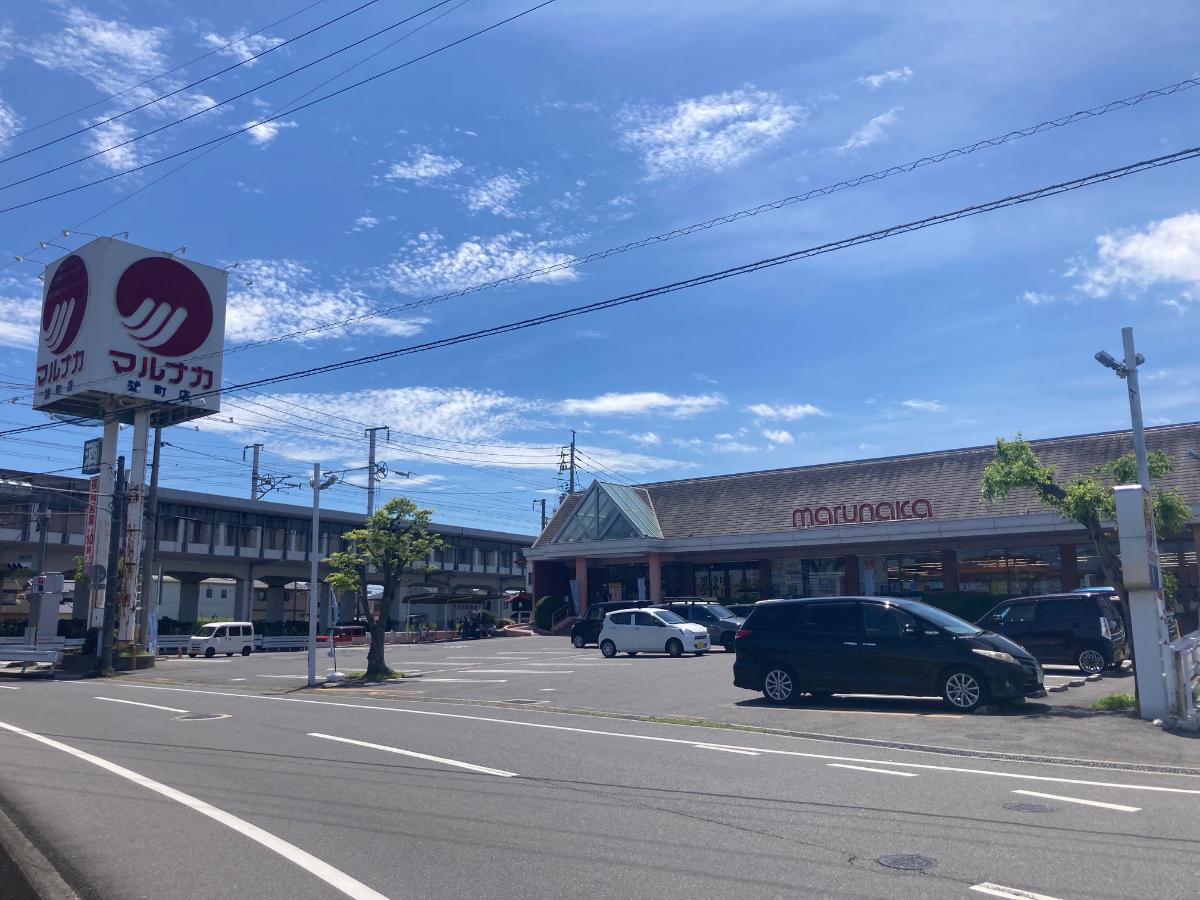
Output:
[957, 546, 1062, 598]
[768, 558, 845, 599]
[884, 553, 943, 596]
[691, 562, 761, 602]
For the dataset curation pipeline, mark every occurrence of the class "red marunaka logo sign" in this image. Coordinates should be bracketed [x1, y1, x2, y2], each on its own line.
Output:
[42, 254, 89, 354]
[115, 256, 214, 357]
[793, 498, 934, 528]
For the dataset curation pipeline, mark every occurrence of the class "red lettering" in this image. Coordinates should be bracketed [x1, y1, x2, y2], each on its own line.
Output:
[814, 506, 832, 526]
[899, 500, 912, 519]
[912, 499, 933, 519]
[793, 498, 935, 527]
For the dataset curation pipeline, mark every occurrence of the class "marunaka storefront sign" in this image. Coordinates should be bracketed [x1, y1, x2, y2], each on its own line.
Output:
[792, 498, 934, 528]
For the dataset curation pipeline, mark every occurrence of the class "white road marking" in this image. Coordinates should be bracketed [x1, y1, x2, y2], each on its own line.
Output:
[0, 685, 19, 690]
[95, 697, 189, 714]
[416, 679, 508, 683]
[106, 685, 1200, 796]
[465, 669, 573, 675]
[0, 719, 390, 900]
[1011, 790, 1141, 812]
[309, 733, 518, 777]
[695, 744, 760, 756]
[539, 688, 556, 692]
[230, 678, 247, 682]
[827, 763, 918, 777]
[970, 882, 1065, 899]
[257, 675, 309, 679]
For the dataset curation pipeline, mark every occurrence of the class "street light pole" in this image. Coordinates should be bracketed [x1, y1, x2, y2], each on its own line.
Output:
[308, 463, 320, 687]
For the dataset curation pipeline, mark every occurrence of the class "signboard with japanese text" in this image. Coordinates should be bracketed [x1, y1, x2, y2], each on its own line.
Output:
[33, 238, 227, 425]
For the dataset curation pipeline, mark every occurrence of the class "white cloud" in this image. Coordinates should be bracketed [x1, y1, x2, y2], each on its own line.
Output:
[0, 95, 20, 147]
[385, 150, 462, 182]
[901, 399, 946, 413]
[0, 275, 42, 349]
[839, 107, 901, 152]
[745, 402, 826, 420]
[1073, 212, 1200, 305]
[85, 118, 149, 172]
[621, 88, 801, 179]
[628, 431, 661, 446]
[761, 428, 794, 445]
[1021, 290, 1054, 305]
[382, 230, 578, 296]
[560, 392, 726, 418]
[244, 119, 296, 146]
[859, 66, 913, 90]
[226, 260, 429, 343]
[354, 215, 379, 230]
[202, 31, 283, 65]
[465, 172, 529, 217]
[712, 439, 758, 453]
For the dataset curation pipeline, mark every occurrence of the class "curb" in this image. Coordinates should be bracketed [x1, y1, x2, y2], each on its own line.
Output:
[0, 804, 81, 900]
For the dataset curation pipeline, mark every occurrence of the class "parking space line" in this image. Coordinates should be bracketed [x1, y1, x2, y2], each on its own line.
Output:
[827, 763, 918, 777]
[108, 686, 1200, 796]
[0, 719, 390, 900]
[416, 679, 508, 683]
[309, 733, 518, 777]
[95, 697, 189, 714]
[695, 744, 760, 756]
[465, 669, 573, 674]
[970, 882, 1064, 899]
[1010, 790, 1140, 812]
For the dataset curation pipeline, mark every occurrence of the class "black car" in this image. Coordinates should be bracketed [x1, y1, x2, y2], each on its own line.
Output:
[976, 593, 1129, 675]
[725, 602, 760, 619]
[570, 601, 650, 648]
[733, 596, 1043, 712]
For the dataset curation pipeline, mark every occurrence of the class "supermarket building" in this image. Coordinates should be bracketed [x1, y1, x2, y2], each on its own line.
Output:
[528, 423, 1200, 617]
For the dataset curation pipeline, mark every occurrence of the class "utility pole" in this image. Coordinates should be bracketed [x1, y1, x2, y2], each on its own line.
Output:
[364, 426, 390, 516]
[29, 496, 49, 639]
[559, 430, 578, 498]
[101, 456, 126, 673]
[569, 429, 577, 494]
[533, 498, 547, 532]
[244, 443, 263, 500]
[137, 426, 163, 656]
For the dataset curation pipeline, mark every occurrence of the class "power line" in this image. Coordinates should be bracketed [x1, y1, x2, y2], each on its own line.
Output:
[0, 0, 392, 168]
[2, 0, 337, 144]
[6, 141, 1198, 439]
[0, 0, 558, 217]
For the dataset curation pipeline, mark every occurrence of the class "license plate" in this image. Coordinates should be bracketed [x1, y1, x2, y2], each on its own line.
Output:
[696, 642, 707, 649]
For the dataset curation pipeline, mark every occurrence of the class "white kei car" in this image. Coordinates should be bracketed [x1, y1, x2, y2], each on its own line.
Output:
[598, 608, 709, 658]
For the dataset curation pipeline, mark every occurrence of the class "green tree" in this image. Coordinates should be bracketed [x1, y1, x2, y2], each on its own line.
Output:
[981, 436, 1190, 597]
[324, 497, 444, 679]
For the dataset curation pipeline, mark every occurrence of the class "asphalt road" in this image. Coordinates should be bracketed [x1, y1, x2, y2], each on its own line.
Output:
[0, 638, 1197, 899]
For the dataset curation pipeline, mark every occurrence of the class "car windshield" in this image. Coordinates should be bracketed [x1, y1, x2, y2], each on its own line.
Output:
[655, 609, 686, 624]
[912, 605, 982, 636]
[707, 604, 736, 619]
[194, 625, 218, 638]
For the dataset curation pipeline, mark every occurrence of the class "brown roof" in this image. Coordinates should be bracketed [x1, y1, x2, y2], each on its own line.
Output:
[534, 422, 1200, 545]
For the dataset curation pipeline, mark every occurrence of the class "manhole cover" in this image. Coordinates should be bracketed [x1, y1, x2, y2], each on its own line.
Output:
[1004, 802, 1051, 813]
[878, 855, 937, 872]
[173, 713, 230, 722]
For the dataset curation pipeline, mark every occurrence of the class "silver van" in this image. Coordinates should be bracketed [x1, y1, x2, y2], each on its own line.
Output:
[188, 621, 255, 658]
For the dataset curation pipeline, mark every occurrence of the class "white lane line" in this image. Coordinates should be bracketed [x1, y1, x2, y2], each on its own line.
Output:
[105, 685, 1200, 796]
[416, 679, 507, 684]
[0, 685, 19, 690]
[258, 674, 309, 679]
[0, 719, 390, 900]
[970, 882, 1065, 899]
[465, 669, 573, 675]
[695, 744, 760, 756]
[827, 763, 918, 777]
[230, 678, 247, 682]
[95, 697, 189, 714]
[309, 733, 517, 778]
[1011, 789, 1140, 812]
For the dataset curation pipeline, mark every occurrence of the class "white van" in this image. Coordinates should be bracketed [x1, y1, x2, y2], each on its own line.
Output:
[188, 622, 255, 658]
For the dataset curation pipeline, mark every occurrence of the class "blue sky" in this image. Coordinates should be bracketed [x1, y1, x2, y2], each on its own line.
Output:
[0, 0, 1197, 534]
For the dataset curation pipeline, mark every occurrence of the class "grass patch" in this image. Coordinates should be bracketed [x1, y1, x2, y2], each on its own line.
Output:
[1092, 693, 1136, 711]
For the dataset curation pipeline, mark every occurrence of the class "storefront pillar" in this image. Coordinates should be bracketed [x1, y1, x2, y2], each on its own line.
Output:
[574, 557, 588, 616]
[842, 555, 860, 594]
[941, 550, 959, 592]
[648, 553, 662, 603]
[758, 559, 772, 599]
[1059, 544, 1078, 591]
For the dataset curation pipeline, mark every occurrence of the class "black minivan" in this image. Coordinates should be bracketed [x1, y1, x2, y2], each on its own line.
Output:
[733, 596, 1044, 712]
[975, 593, 1129, 675]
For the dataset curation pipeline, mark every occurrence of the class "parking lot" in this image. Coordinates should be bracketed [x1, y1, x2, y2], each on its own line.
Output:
[108, 633, 1186, 769]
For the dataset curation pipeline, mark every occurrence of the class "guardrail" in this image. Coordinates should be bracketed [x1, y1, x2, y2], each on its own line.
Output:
[1168, 629, 1200, 728]
[259, 635, 309, 652]
[0, 646, 62, 674]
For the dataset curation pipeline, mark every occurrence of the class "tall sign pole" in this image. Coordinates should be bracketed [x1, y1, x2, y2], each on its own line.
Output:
[117, 409, 149, 647]
[89, 418, 120, 629]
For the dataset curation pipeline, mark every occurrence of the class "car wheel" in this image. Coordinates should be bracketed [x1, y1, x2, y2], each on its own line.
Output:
[600, 640, 617, 658]
[762, 666, 796, 704]
[1076, 646, 1107, 675]
[667, 638, 683, 658]
[571, 633, 586, 649]
[241, 646, 252, 657]
[204, 647, 215, 658]
[721, 633, 735, 653]
[942, 669, 986, 712]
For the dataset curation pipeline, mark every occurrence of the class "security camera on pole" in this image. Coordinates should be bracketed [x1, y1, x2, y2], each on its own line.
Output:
[33, 238, 228, 661]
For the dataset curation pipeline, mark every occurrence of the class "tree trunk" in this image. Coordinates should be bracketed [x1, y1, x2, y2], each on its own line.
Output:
[366, 619, 390, 679]
[1079, 513, 1126, 600]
